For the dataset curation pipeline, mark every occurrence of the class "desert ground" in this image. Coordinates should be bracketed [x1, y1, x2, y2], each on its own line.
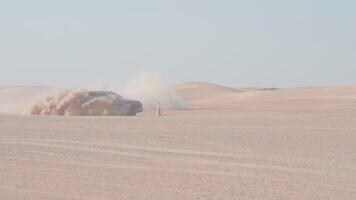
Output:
[1, 83, 356, 199]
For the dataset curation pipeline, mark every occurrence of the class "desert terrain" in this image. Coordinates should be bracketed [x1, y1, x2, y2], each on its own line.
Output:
[1, 83, 356, 199]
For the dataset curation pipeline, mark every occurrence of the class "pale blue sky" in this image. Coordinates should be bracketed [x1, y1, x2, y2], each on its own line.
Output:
[0, 0, 355, 87]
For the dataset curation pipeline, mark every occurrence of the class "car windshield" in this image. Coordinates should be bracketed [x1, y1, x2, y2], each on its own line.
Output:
[88, 91, 122, 99]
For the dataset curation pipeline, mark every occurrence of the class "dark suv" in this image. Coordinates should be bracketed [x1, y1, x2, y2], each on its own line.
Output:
[87, 91, 143, 116]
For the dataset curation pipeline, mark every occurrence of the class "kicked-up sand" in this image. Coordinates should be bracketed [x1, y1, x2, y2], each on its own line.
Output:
[0, 83, 356, 199]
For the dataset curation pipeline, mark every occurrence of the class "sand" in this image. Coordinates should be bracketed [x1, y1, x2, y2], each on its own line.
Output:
[1, 83, 356, 199]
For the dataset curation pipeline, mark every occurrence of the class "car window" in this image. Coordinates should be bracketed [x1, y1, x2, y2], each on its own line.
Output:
[88, 91, 122, 99]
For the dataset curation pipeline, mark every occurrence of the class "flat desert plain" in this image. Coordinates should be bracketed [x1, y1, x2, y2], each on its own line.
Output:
[1, 83, 356, 199]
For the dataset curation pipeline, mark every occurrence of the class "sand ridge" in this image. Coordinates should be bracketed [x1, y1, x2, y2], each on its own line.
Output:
[172, 83, 356, 111]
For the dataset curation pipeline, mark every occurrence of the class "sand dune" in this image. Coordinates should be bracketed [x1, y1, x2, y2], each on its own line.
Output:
[173, 83, 356, 111]
[172, 82, 241, 101]
[1, 83, 356, 199]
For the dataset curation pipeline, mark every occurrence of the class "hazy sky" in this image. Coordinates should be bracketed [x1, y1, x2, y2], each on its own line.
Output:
[0, 0, 355, 87]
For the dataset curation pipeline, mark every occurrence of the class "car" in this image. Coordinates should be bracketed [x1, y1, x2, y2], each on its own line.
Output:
[85, 91, 143, 116]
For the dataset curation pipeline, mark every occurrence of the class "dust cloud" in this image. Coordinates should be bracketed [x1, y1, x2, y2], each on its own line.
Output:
[26, 90, 138, 116]
[121, 72, 189, 110]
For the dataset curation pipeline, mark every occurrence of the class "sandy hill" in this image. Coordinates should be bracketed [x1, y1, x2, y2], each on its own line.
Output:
[171, 82, 275, 106]
[172, 83, 356, 111]
[171, 82, 241, 101]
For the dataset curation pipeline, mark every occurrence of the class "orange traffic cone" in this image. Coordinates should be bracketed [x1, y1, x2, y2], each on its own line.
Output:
[156, 102, 162, 116]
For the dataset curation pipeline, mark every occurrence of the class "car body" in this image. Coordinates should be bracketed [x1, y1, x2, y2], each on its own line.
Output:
[86, 91, 143, 116]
